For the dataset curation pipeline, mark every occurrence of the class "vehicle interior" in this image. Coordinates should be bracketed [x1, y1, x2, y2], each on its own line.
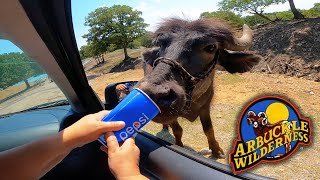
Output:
[0, 0, 271, 179]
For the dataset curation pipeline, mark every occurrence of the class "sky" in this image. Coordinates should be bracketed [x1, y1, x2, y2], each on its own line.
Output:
[0, 0, 318, 53]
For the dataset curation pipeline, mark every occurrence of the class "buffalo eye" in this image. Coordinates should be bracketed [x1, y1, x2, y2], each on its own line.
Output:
[204, 44, 216, 53]
[155, 33, 171, 48]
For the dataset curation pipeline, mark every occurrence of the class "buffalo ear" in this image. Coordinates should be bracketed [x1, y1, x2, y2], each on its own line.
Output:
[218, 49, 261, 73]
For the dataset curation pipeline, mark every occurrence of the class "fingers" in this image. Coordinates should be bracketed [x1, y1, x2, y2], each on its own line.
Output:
[95, 110, 110, 120]
[95, 110, 125, 131]
[122, 138, 135, 148]
[100, 121, 125, 132]
[105, 132, 119, 153]
[116, 84, 126, 91]
[119, 84, 126, 90]
[122, 138, 140, 154]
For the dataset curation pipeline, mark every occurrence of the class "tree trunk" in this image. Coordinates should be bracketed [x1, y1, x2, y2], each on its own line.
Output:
[101, 55, 105, 63]
[255, 13, 273, 22]
[24, 79, 31, 89]
[288, 0, 304, 19]
[123, 45, 130, 60]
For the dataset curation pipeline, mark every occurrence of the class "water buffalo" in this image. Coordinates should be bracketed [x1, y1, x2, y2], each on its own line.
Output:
[137, 18, 261, 158]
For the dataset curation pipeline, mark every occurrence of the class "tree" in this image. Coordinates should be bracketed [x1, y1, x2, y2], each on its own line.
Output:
[200, 11, 245, 27]
[274, 10, 294, 20]
[139, 32, 153, 48]
[301, 3, 320, 18]
[79, 43, 106, 64]
[79, 45, 89, 60]
[90, 42, 107, 64]
[83, 5, 148, 60]
[129, 32, 153, 49]
[0, 53, 44, 89]
[288, 0, 304, 19]
[243, 14, 270, 26]
[219, 0, 286, 22]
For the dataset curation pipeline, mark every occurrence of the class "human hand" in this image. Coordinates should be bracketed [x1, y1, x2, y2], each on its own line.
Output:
[116, 84, 127, 91]
[63, 110, 125, 148]
[100, 132, 147, 179]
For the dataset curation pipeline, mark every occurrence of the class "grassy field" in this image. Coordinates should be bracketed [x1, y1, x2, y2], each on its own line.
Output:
[88, 63, 320, 179]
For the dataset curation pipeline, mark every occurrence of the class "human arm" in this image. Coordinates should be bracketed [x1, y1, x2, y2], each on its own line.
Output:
[100, 132, 148, 180]
[0, 110, 125, 180]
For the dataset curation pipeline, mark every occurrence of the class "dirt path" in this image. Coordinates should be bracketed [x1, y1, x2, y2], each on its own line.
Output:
[90, 69, 319, 179]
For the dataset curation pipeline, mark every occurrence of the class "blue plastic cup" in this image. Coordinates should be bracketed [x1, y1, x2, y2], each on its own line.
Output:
[98, 88, 160, 145]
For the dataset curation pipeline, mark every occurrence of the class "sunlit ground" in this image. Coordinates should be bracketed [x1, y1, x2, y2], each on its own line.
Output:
[91, 69, 320, 180]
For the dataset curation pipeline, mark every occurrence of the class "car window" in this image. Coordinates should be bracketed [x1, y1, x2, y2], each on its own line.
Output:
[0, 40, 67, 115]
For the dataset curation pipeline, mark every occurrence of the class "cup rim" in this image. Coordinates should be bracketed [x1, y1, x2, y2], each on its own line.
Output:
[133, 88, 161, 113]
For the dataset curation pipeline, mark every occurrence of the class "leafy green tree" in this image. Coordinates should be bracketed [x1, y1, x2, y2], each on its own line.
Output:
[107, 44, 118, 52]
[0, 53, 44, 89]
[301, 3, 320, 18]
[139, 32, 153, 48]
[89, 41, 107, 64]
[242, 14, 269, 26]
[200, 11, 245, 27]
[79, 45, 89, 60]
[83, 5, 148, 59]
[274, 11, 294, 20]
[219, 0, 286, 22]
[79, 43, 106, 64]
[129, 32, 153, 49]
[128, 40, 141, 49]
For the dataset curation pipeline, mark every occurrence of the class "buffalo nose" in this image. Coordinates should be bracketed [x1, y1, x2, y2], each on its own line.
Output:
[138, 81, 176, 107]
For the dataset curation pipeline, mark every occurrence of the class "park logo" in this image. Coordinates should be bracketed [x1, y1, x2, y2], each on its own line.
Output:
[230, 96, 312, 174]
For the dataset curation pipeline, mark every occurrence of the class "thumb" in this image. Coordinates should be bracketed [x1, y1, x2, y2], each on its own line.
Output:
[99, 121, 126, 132]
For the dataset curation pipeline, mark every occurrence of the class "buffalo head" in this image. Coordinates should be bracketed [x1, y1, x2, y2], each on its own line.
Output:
[137, 18, 261, 123]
